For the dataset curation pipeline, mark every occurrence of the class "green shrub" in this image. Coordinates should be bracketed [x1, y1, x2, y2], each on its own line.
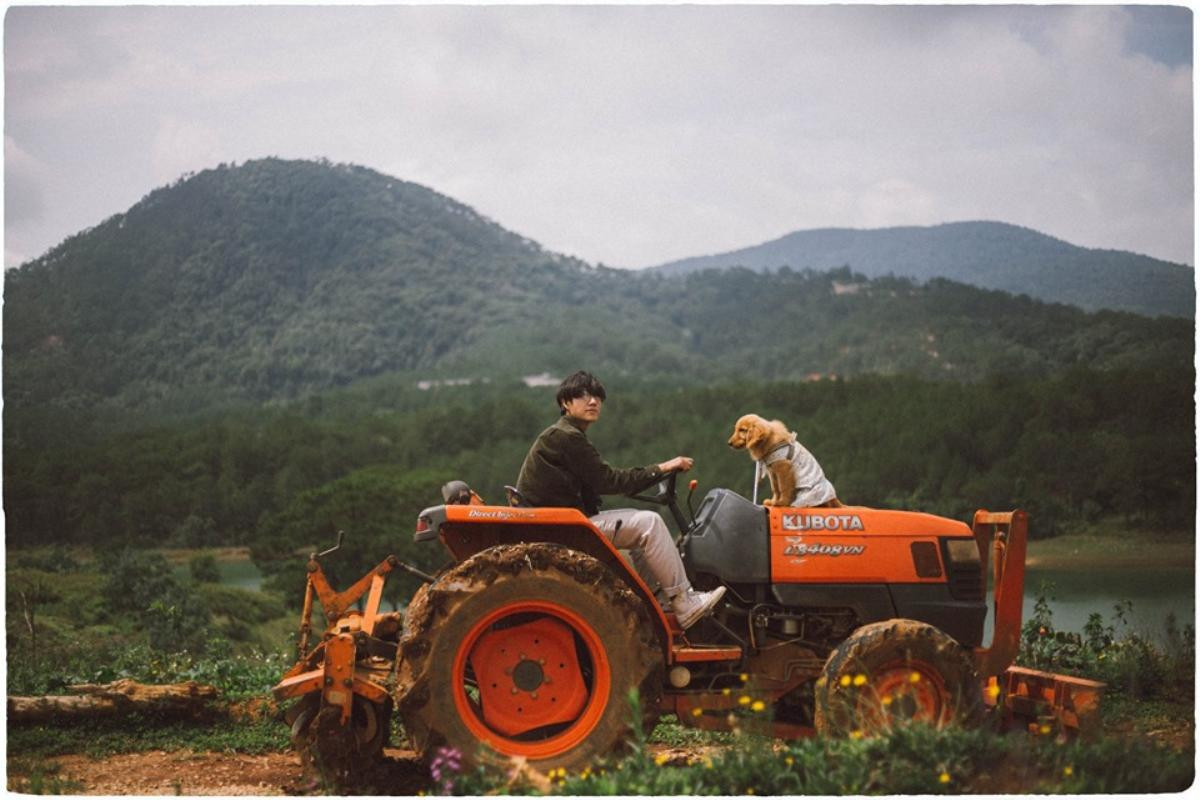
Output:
[11, 546, 80, 573]
[1018, 583, 1192, 700]
[197, 583, 286, 622]
[423, 722, 1192, 795]
[189, 553, 221, 583]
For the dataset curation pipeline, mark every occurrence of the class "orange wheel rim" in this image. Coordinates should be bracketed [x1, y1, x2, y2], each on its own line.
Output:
[451, 600, 612, 758]
[862, 659, 951, 728]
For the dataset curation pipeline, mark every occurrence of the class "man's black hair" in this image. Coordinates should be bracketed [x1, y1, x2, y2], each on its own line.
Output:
[556, 370, 607, 414]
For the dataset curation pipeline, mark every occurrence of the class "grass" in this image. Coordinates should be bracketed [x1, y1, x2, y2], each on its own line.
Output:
[8, 711, 289, 759]
[1026, 527, 1194, 569]
[647, 715, 733, 748]
[6, 756, 87, 795]
[431, 718, 1194, 796]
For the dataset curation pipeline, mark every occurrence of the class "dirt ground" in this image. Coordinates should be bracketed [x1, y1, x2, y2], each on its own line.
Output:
[9, 744, 716, 796]
[13, 749, 310, 796]
[10, 747, 431, 796]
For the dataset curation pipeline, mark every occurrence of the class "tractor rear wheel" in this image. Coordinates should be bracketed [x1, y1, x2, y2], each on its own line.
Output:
[396, 543, 663, 773]
[814, 619, 983, 737]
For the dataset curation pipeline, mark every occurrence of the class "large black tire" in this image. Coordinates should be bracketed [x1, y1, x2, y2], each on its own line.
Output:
[395, 543, 663, 773]
[814, 619, 983, 737]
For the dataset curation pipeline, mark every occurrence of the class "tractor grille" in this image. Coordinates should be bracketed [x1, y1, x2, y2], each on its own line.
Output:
[948, 563, 983, 601]
[942, 538, 984, 601]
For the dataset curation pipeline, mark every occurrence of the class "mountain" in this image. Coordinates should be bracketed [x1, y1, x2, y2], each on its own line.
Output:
[648, 222, 1195, 318]
[3, 159, 1192, 414]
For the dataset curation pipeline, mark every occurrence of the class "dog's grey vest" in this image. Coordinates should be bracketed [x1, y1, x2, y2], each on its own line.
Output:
[762, 440, 837, 507]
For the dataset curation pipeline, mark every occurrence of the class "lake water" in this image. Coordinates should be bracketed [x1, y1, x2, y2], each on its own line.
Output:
[216, 557, 1194, 643]
[175, 557, 268, 591]
[217, 557, 267, 591]
[997, 564, 1195, 644]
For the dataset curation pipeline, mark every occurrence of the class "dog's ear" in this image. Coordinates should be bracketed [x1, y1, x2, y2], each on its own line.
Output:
[746, 417, 769, 449]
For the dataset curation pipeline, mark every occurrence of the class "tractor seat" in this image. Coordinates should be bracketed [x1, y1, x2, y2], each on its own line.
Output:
[442, 480, 484, 506]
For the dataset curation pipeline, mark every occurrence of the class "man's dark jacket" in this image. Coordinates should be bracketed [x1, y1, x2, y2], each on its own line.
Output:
[516, 416, 662, 515]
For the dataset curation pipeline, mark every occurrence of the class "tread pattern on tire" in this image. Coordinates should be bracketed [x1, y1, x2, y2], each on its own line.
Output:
[814, 618, 983, 736]
[394, 542, 663, 770]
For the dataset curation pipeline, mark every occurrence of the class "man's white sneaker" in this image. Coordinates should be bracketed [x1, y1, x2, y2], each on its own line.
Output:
[672, 586, 727, 629]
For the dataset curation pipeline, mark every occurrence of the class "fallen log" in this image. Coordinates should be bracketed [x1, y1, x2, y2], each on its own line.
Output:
[8, 679, 221, 723]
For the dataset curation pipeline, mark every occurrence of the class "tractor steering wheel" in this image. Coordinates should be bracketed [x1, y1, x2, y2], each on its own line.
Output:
[626, 471, 691, 536]
[626, 470, 677, 506]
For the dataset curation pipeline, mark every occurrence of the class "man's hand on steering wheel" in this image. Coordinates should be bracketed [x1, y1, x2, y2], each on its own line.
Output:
[658, 456, 694, 473]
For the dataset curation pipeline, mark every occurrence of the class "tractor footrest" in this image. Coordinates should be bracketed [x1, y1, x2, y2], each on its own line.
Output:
[989, 665, 1106, 735]
[672, 644, 743, 663]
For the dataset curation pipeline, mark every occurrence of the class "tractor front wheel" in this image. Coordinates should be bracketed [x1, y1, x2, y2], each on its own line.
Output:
[814, 619, 983, 737]
[396, 543, 663, 773]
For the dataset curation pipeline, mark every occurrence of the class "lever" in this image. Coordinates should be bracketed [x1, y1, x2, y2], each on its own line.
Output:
[314, 529, 345, 560]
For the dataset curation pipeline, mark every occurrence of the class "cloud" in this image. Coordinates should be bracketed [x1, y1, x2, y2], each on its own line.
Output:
[151, 117, 224, 186]
[3, 5, 1193, 270]
[5, 135, 47, 225]
[5, 136, 50, 267]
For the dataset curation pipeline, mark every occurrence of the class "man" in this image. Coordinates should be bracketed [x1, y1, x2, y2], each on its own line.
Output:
[516, 370, 726, 629]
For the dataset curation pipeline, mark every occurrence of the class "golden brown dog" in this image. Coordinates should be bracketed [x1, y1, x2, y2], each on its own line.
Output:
[727, 414, 795, 506]
[728, 413, 841, 508]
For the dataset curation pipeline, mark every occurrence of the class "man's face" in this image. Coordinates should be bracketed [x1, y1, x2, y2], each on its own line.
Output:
[562, 391, 603, 423]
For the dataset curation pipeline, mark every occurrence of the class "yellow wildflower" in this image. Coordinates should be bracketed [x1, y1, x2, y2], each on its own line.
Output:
[691, 706, 704, 717]
[747, 789, 756, 795]
[939, 772, 951, 784]
[740, 673, 749, 682]
[655, 753, 670, 766]
[840, 674, 852, 687]
[815, 676, 827, 687]
[785, 756, 794, 766]
[1063, 765, 1074, 777]
[881, 694, 893, 707]
[703, 757, 713, 769]
[1039, 723, 1052, 735]
[909, 671, 922, 683]
[738, 695, 751, 706]
[850, 729, 864, 740]
[722, 687, 732, 696]
[853, 673, 867, 687]
[751, 700, 766, 712]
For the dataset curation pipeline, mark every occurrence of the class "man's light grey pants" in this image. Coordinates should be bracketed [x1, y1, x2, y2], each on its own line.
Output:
[589, 508, 688, 598]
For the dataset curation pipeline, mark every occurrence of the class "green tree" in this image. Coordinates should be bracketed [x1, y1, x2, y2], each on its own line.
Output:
[98, 549, 213, 653]
[189, 553, 221, 583]
[252, 466, 453, 611]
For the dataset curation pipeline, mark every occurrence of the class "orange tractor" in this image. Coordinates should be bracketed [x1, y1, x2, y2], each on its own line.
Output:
[273, 473, 1103, 778]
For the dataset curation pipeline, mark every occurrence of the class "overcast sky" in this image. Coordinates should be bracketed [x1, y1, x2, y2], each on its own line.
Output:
[4, 4, 1194, 270]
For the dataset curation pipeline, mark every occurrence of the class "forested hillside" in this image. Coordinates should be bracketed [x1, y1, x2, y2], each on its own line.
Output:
[5, 370, 1193, 593]
[3, 159, 1192, 415]
[651, 222, 1195, 318]
[3, 158, 1194, 566]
